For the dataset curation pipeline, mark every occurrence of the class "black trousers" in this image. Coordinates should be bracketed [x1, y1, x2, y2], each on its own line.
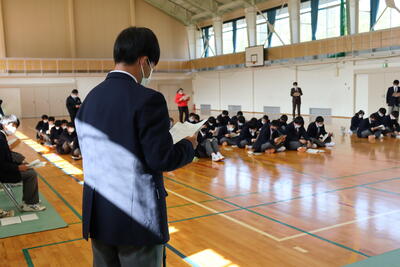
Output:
[292, 102, 301, 118]
[178, 106, 189, 123]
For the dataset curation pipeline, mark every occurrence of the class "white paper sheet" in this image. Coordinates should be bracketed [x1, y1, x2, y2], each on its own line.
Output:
[27, 159, 46, 168]
[7, 138, 18, 146]
[20, 213, 39, 222]
[169, 120, 206, 144]
[0, 216, 21, 226]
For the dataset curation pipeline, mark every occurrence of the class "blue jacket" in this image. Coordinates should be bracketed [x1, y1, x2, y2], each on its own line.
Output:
[75, 72, 194, 246]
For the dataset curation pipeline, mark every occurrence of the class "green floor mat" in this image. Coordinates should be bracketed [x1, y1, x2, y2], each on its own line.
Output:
[345, 249, 400, 267]
[0, 185, 67, 238]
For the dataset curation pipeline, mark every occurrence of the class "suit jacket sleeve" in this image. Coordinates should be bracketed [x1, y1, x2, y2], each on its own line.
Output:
[290, 88, 294, 97]
[66, 97, 75, 112]
[139, 92, 195, 172]
[299, 88, 303, 96]
[386, 87, 393, 105]
[0, 138, 19, 174]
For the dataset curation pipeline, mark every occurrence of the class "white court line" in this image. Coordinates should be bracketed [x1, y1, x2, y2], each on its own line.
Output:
[279, 209, 400, 241]
[166, 189, 282, 242]
[293, 246, 308, 253]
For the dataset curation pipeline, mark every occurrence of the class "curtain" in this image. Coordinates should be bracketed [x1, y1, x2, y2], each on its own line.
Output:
[340, 0, 347, 35]
[311, 0, 319, 40]
[267, 9, 277, 47]
[370, 0, 380, 30]
[232, 20, 237, 52]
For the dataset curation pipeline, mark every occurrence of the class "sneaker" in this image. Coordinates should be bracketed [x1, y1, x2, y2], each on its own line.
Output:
[325, 142, 335, 147]
[21, 203, 46, 212]
[211, 154, 220, 162]
[247, 150, 254, 155]
[276, 147, 286, 152]
[72, 155, 82, 160]
[231, 145, 238, 148]
[216, 152, 225, 160]
[312, 144, 318, 149]
[379, 134, 384, 139]
[0, 209, 14, 218]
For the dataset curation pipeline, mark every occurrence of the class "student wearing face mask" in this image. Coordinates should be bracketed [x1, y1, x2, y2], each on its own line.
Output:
[357, 113, 383, 140]
[175, 88, 190, 123]
[237, 116, 246, 133]
[188, 113, 196, 123]
[56, 123, 81, 160]
[42, 116, 55, 146]
[257, 115, 269, 131]
[35, 114, 49, 141]
[285, 116, 311, 152]
[49, 120, 64, 146]
[196, 123, 224, 161]
[307, 116, 334, 147]
[290, 82, 303, 118]
[217, 110, 230, 127]
[0, 115, 46, 212]
[372, 108, 387, 125]
[61, 120, 68, 131]
[386, 80, 400, 113]
[66, 89, 82, 124]
[252, 120, 286, 154]
[237, 123, 258, 148]
[350, 110, 365, 134]
[218, 120, 239, 146]
[207, 116, 218, 136]
[382, 111, 400, 137]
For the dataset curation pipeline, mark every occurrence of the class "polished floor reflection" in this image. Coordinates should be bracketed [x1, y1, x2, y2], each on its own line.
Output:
[2, 115, 400, 267]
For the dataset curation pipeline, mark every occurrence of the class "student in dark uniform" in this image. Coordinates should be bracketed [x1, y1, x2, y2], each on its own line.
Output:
[66, 89, 82, 123]
[252, 120, 286, 154]
[218, 120, 239, 146]
[307, 116, 334, 147]
[237, 116, 246, 133]
[237, 122, 258, 148]
[278, 114, 289, 131]
[56, 122, 81, 160]
[382, 111, 400, 137]
[0, 99, 4, 117]
[217, 110, 230, 127]
[285, 116, 310, 151]
[35, 114, 49, 141]
[290, 82, 303, 118]
[372, 108, 387, 125]
[257, 115, 269, 130]
[357, 113, 383, 139]
[350, 110, 365, 134]
[386, 80, 400, 113]
[49, 120, 64, 146]
[197, 123, 224, 161]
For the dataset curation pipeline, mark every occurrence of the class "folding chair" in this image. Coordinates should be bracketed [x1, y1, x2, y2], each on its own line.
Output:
[0, 182, 23, 212]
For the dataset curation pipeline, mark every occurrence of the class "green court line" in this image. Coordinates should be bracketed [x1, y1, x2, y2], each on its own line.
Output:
[165, 175, 372, 258]
[362, 186, 400, 197]
[326, 166, 400, 181]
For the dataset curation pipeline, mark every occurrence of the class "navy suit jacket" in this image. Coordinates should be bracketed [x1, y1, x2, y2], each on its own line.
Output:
[386, 86, 399, 106]
[307, 122, 327, 139]
[75, 72, 194, 246]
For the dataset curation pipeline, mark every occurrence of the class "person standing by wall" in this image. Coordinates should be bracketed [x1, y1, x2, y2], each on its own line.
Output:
[290, 82, 303, 119]
[175, 88, 190, 123]
[66, 89, 82, 123]
[387, 80, 400, 114]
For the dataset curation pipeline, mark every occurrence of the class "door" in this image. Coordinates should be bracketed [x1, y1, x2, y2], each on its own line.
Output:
[34, 87, 50, 117]
[20, 87, 36, 118]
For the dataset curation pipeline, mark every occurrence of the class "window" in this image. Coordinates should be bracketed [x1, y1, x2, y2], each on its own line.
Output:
[201, 26, 215, 57]
[359, 0, 370, 32]
[256, 7, 290, 47]
[223, 21, 234, 54]
[373, 0, 400, 30]
[300, 1, 312, 42]
[316, 0, 341, 39]
[235, 18, 248, 52]
[256, 14, 268, 46]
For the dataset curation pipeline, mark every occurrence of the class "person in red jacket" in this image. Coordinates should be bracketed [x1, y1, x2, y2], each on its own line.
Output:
[175, 88, 190, 123]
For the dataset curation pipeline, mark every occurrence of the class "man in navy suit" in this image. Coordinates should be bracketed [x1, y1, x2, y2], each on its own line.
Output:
[290, 82, 303, 118]
[386, 80, 400, 113]
[75, 27, 197, 267]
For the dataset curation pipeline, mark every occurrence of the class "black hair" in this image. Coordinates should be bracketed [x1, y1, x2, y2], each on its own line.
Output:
[280, 114, 288, 122]
[391, 111, 399, 118]
[270, 120, 280, 127]
[394, 80, 399, 85]
[67, 122, 75, 128]
[230, 115, 238, 122]
[72, 89, 78, 94]
[222, 110, 229, 116]
[237, 111, 243, 116]
[48, 116, 55, 122]
[169, 117, 174, 121]
[262, 115, 269, 121]
[238, 116, 246, 123]
[55, 120, 62, 127]
[189, 113, 196, 117]
[208, 116, 217, 124]
[177, 88, 183, 94]
[0, 99, 2, 104]
[378, 108, 386, 115]
[194, 114, 200, 121]
[248, 123, 258, 129]
[61, 120, 68, 124]
[370, 113, 378, 120]
[41, 115, 48, 120]
[250, 117, 258, 124]
[293, 116, 304, 125]
[316, 116, 324, 123]
[114, 27, 160, 65]
[227, 120, 237, 126]
[356, 110, 365, 116]
[293, 82, 298, 86]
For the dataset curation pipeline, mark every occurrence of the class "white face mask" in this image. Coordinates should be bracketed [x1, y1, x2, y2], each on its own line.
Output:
[189, 118, 194, 122]
[68, 128, 75, 134]
[378, 112, 384, 117]
[238, 122, 243, 126]
[317, 123, 323, 127]
[43, 120, 48, 123]
[72, 94, 78, 98]
[390, 115, 396, 120]
[55, 127, 60, 130]
[227, 126, 234, 131]
[262, 120, 267, 124]
[4, 124, 16, 135]
[250, 130, 256, 135]
[294, 124, 301, 129]
[359, 114, 363, 118]
[140, 59, 153, 87]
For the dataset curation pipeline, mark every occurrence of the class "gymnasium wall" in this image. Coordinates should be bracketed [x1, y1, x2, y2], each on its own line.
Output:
[1, 0, 188, 59]
[192, 56, 400, 117]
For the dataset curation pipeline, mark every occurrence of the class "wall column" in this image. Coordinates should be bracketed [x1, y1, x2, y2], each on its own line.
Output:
[0, 0, 7, 58]
[186, 25, 196, 59]
[213, 17, 223, 55]
[67, 0, 76, 58]
[129, 0, 136, 26]
[245, 6, 257, 47]
[288, 0, 300, 44]
[348, 0, 359, 35]
[195, 28, 203, 58]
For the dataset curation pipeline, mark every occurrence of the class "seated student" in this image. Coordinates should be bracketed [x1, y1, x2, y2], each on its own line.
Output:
[56, 122, 81, 160]
[278, 115, 289, 131]
[237, 122, 258, 148]
[188, 113, 197, 123]
[382, 111, 400, 137]
[218, 120, 239, 146]
[35, 114, 49, 141]
[196, 123, 224, 162]
[237, 111, 243, 117]
[61, 119, 68, 131]
[42, 116, 55, 146]
[372, 108, 387, 125]
[252, 120, 286, 154]
[49, 120, 64, 146]
[350, 110, 365, 134]
[0, 115, 46, 211]
[285, 116, 311, 152]
[307, 116, 334, 147]
[207, 116, 218, 136]
[237, 116, 246, 132]
[217, 110, 230, 127]
[258, 115, 270, 130]
[357, 113, 383, 139]
[193, 114, 200, 123]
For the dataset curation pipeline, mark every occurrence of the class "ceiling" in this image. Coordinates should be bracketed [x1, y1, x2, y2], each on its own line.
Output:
[143, 0, 271, 26]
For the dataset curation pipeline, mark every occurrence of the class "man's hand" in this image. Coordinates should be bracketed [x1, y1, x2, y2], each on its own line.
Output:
[18, 164, 29, 172]
[185, 135, 198, 149]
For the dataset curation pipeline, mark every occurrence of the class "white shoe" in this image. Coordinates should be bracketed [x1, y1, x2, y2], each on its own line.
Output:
[231, 145, 238, 148]
[379, 134, 384, 139]
[247, 150, 254, 155]
[325, 142, 335, 147]
[312, 144, 318, 149]
[216, 152, 225, 160]
[21, 203, 46, 212]
[71, 155, 82, 160]
[211, 154, 220, 162]
[0, 209, 14, 218]
[276, 147, 286, 152]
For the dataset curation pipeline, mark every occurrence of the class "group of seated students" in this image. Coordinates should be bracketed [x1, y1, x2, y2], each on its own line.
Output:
[350, 108, 400, 141]
[35, 115, 81, 160]
[181, 110, 335, 162]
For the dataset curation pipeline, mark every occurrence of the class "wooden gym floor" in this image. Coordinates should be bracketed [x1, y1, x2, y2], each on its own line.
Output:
[2, 112, 400, 267]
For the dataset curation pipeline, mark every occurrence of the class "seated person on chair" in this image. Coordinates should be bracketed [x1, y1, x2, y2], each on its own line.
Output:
[56, 122, 81, 160]
[350, 110, 365, 134]
[284, 116, 311, 152]
[307, 116, 334, 147]
[357, 113, 383, 139]
[252, 120, 286, 154]
[196, 123, 224, 162]
[0, 115, 46, 212]
[237, 122, 258, 148]
[35, 114, 49, 142]
[218, 120, 239, 146]
[382, 111, 400, 137]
